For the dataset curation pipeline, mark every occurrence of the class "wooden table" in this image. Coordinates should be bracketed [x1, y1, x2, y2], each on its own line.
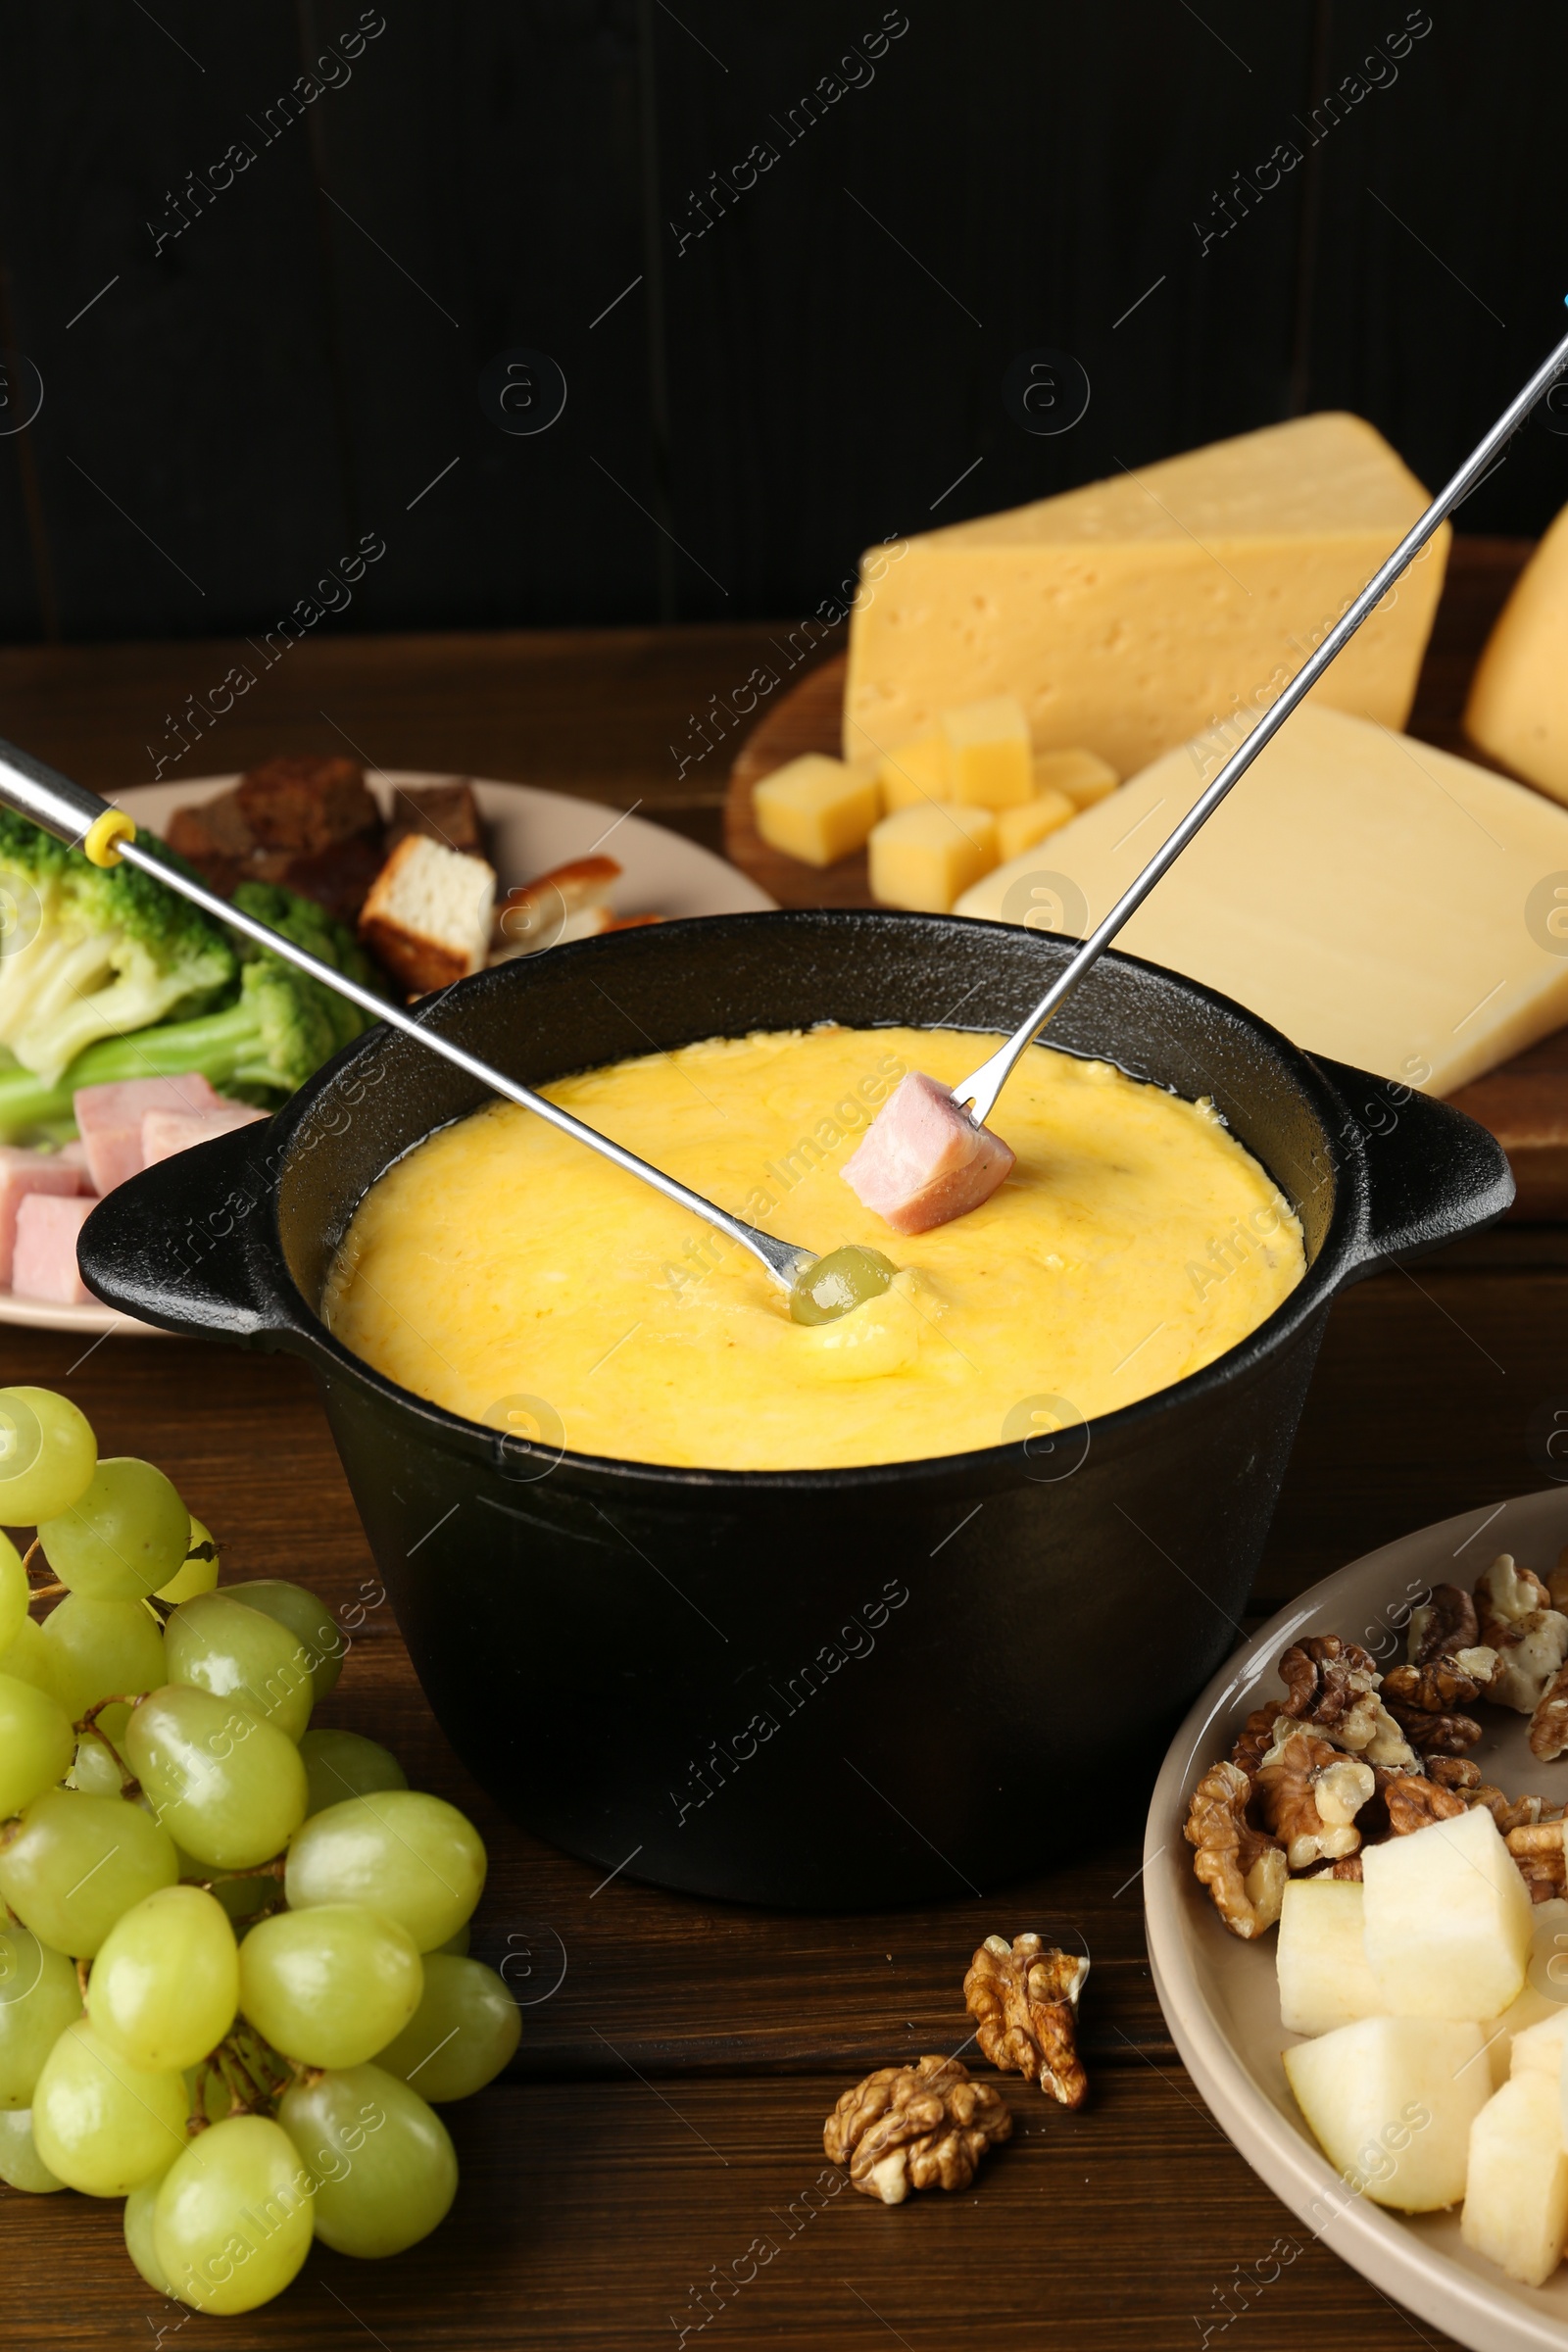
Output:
[3, 617, 1553, 2350]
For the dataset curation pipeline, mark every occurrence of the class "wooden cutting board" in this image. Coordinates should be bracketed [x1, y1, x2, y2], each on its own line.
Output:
[725, 539, 1568, 1219]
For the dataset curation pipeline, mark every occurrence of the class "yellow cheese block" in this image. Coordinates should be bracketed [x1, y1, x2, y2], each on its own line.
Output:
[754, 754, 879, 867]
[956, 703, 1568, 1096]
[1035, 747, 1120, 808]
[1465, 503, 1568, 803]
[940, 696, 1032, 807]
[869, 803, 997, 912]
[878, 731, 949, 811]
[996, 788, 1075, 862]
[845, 413, 1447, 778]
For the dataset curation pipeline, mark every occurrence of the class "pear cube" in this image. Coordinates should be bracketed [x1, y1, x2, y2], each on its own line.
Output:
[1462, 2071, 1568, 2284]
[1512, 2009, 1568, 2082]
[1362, 1801, 1532, 2020]
[1283, 2016, 1488, 2211]
[1277, 1878, 1384, 2037]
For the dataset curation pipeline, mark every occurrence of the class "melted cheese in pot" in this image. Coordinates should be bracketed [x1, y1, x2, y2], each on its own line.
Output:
[322, 1025, 1304, 1471]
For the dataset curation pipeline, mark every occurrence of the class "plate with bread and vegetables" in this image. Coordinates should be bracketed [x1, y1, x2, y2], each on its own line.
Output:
[0, 762, 770, 1332]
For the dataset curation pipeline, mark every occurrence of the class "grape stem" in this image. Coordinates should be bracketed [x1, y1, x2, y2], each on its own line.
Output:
[75, 1956, 90, 2001]
[182, 1854, 286, 1890]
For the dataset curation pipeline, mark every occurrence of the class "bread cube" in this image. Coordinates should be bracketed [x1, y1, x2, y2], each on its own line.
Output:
[940, 697, 1032, 808]
[1362, 1799, 1533, 2020]
[1033, 747, 1120, 808]
[1276, 1878, 1384, 2037]
[877, 733, 950, 812]
[359, 834, 497, 995]
[995, 789, 1076, 864]
[754, 756, 880, 867]
[1462, 2071, 1568, 2283]
[868, 804, 998, 913]
[1283, 2015, 1488, 2212]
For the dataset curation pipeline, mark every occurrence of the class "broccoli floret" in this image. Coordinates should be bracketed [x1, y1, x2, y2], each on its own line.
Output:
[0, 813, 236, 1086]
[0, 862, 386, 1144]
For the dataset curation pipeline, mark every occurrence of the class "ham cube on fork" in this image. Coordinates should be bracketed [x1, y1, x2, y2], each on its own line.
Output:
[841, 1071, 1014, 1236]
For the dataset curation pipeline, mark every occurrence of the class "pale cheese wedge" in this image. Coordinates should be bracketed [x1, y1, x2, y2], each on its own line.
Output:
[1466, 502, 1568, 803]
[956, 703, 1568, 1096]
[846, 413, 1447, 775]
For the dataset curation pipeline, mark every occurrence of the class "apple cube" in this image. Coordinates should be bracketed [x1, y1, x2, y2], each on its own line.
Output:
[1511, 2009, 1568, 2081]
[1284, 2016, 1488, 2211]
[1362, 1801, 1532, 2020]
[1462, 2072, 1568, 2284]
[1277, 1878, 1384, 2036]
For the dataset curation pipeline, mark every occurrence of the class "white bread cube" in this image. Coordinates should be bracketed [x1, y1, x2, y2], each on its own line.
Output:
[359, 833, 496, 995]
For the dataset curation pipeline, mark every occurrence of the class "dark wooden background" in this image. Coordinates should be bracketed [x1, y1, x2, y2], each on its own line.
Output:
[0, 0, 1565, 662]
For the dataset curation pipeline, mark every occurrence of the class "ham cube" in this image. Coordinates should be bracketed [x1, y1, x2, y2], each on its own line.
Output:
[0, 1148, 81, 1287]
[141, 1103, 267, 1168]
[73, 1075, 226, 1197]
[12, 1193, 95, 1305]
[841, 1071, 1015, 1235]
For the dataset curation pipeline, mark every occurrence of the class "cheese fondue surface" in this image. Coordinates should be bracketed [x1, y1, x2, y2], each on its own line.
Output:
[323, 1026, 1304, 1471]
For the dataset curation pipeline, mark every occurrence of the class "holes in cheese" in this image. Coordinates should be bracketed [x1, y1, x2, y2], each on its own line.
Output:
[868, 803, 997, 912]
[753, 755, 880, 868]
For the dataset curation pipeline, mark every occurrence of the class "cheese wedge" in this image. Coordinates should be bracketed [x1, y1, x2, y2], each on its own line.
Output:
[868, 803, 997, 912]
[754, 755, 879, 867]
[1465, 503, 1568, 802]
[845, 413, 1446, 777]
[956, 703, 1568, 1096]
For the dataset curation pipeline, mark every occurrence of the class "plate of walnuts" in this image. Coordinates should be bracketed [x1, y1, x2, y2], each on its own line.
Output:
[1145, 1484, 1568, 2352]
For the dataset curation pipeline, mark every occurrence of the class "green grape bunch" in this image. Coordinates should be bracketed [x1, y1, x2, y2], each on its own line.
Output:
[0, 1385, 518, 2317]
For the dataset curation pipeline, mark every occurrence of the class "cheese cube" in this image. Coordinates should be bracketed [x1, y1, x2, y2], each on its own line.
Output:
[1034, 748, 1120, 808]
[868, 804, 998, 913]
[753, 756, 879, 868]
[956, 703, 1568, 1095]
[1462, 2072, 1568, 2285]
[940, 697, 1033, 808]
[995, 789, 1075, 864]
[846, 413, 1446, 777]
[1465, 503, 1568, 802]
[877, 733, 950, 813]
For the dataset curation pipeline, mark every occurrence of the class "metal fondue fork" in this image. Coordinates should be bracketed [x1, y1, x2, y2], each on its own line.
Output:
[0, 740, 816, 1296]
[952, 307, 1568, 1126]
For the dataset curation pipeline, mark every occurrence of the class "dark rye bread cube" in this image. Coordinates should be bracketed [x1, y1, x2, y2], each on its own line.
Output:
[234, 755, 381, 855]
[386, 780, 486, 858]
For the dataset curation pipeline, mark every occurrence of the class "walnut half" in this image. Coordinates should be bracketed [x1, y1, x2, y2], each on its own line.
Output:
[964, 1934, 1089, 2109]
[823, 2056, 1012, 2204]
[1184, 1759, 1288, 1938]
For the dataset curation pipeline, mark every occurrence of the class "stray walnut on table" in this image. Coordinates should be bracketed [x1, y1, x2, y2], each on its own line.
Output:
[823, 2056, 1012, 2204]
[964, 1933, 1090, 2108]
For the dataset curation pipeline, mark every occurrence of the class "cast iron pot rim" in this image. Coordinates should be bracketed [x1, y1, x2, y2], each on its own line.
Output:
[246, 906, 1365, 1495]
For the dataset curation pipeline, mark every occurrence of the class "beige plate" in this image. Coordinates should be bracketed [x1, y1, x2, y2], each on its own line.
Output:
[1145, 1486, 1568, 2351]
[2, 769, 776, 1338]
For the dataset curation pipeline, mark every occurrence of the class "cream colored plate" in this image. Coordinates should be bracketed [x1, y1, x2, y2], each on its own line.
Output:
[1, 770, 775, 1337]
[1145, 1486, 1568, 2351]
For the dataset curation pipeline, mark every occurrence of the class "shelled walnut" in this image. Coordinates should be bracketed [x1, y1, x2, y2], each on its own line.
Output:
[823, 2056, 1011, 2204]
[1382, 1650, 1494, 1754]
[1253, 1725, 1375, 1871]
[1475, 1555, 1568, 1712]
[1184, 1760, 1287, 1938]
[1276, 1636, 1415, 1768]
[963, 1934, 1089, 2109]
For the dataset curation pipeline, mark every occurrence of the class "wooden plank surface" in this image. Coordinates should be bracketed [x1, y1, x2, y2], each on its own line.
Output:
[6, 621, 1555, 2348]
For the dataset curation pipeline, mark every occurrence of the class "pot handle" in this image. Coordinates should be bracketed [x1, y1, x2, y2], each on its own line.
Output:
[76, 1117, 297, 1345]
[1310, 1054, 1515, 1281]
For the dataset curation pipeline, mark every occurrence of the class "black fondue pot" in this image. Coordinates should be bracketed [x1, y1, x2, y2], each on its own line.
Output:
[78, 911, 1512, 1908]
